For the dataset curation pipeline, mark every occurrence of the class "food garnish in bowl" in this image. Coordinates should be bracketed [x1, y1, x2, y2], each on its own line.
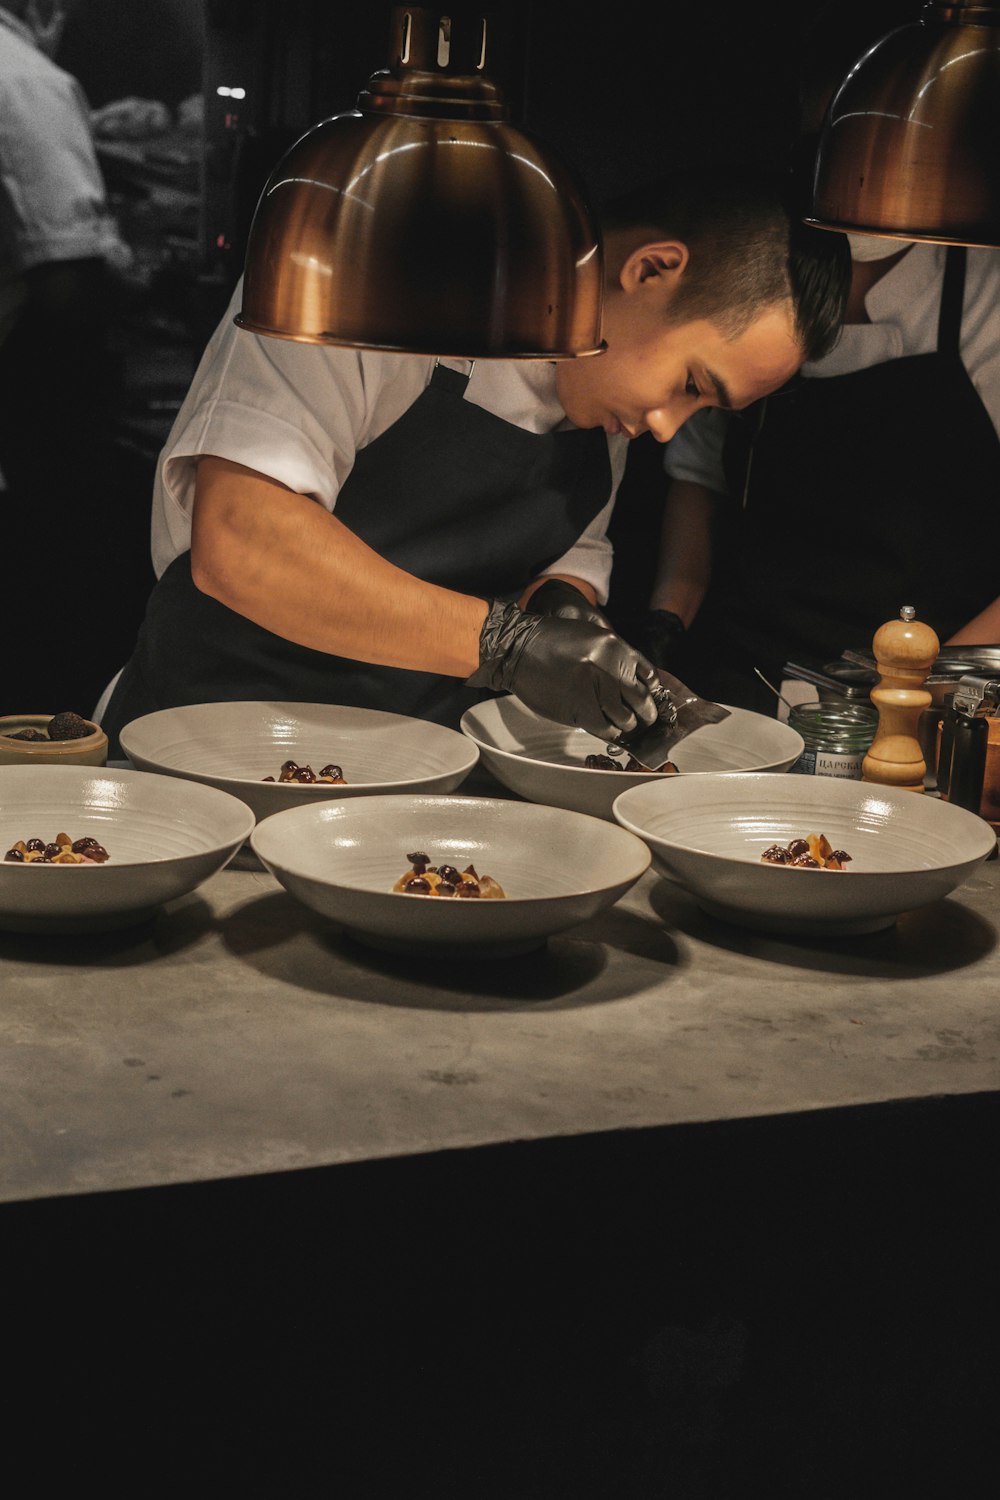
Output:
[4, 831, 110, 864]
[392, 850, 506, 898]
[262, 760, 347, 784]
[584, 753, 678, 774]
[760, 833, 852, 870]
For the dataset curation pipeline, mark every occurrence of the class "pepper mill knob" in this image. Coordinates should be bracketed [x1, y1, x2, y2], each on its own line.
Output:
[862, 605, 940, 792]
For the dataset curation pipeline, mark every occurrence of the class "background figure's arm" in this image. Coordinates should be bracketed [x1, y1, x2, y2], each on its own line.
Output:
[648, 479, 722, 628]
[191, 456, 487, 677]
[944, 593, 1000, 646]
[519, 574, 599, 608]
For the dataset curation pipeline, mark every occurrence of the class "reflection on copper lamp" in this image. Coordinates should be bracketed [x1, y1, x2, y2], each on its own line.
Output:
[236, 5, 604, 358]
[808, 0, 1000, 247]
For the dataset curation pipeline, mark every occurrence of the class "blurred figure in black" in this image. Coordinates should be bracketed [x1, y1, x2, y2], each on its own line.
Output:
[0, 0, 140, 714]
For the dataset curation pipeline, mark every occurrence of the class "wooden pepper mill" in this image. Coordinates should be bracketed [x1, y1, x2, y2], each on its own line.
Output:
[862, 605, 940, 792]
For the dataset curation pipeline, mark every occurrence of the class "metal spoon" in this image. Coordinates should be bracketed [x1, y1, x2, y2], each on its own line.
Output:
[753, 667, 794, 716]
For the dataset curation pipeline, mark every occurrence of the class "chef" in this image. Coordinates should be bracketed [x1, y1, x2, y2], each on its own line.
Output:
[646, 235, 1000, 714]
[639, 6, 1000, 712]
[98, 167, 849, 756]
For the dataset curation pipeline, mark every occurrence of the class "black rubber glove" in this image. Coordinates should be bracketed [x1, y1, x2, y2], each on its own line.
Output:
[524, 577, 612, 631]
[466, 598, 660, 740]
[629, 608, 686, 669]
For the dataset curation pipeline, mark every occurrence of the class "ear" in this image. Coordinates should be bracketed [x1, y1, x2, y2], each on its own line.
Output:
[619, 240, 690, 293]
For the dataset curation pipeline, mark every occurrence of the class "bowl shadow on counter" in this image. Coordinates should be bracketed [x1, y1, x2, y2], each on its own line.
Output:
[647, 877, 996, 978]
[219, 889, 681, 1011]
[0, 894, 217, 968]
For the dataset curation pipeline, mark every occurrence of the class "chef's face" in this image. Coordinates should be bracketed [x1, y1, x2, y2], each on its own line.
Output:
[555, 241, 803, 443]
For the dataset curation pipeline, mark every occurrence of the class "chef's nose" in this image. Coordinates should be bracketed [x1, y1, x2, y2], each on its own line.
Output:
[643, 404, 685, 444]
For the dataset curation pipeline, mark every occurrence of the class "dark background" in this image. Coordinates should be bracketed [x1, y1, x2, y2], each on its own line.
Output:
[6, 6, 996, 1495]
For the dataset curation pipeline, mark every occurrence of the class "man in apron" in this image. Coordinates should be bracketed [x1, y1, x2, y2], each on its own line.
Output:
[637, 5, 1000, 715]
[99, 166, 849, 756]
[643, 235, 1000, 714]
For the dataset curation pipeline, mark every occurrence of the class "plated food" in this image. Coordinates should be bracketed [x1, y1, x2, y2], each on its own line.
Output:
[262, 760, 347, 784]
[0, 764, 254, 933]
[461, 696, 802, 821]
[250, 793, 650, 957]
[5, 832, 110, 864]
[585, 753, 678, 774]
[120, 702, 478, 822]
[612, 771, 996, 936]
[760, 834, 852, 870]
[392, 851, 505, 898]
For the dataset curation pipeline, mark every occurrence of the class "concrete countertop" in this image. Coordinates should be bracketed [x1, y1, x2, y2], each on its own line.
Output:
[3, 835, 999, 1206]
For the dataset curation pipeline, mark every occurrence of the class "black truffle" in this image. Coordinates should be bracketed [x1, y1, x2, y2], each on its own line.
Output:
[47, 712, 93, 741]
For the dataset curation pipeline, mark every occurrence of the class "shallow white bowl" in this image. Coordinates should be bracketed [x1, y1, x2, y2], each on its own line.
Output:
[612, 771, 997, 936]
[251, 793, 651, 958]
[460, 696, 803, 819]
[120, 701, 479, 822]
[0, 764, 255, 933]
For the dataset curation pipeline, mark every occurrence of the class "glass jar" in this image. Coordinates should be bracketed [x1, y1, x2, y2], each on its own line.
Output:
[788, 701, 878, 780]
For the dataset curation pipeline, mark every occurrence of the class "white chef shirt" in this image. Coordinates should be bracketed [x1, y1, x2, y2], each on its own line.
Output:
[152, 278, 624, 602]
[0, 8, 130, 343]
[664, 242, 1000, 493]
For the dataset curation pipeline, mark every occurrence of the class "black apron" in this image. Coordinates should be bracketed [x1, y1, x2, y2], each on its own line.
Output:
[101, 362, 611, 754]
[673, 247, 1000, 715]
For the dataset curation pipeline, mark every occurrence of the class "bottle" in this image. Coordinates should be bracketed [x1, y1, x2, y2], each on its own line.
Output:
[788, 701, 879, 780]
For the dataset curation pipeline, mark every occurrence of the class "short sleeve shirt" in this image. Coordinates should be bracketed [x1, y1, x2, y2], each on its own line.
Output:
[0, 11, 127, 339]
[151, 278, 625, 601]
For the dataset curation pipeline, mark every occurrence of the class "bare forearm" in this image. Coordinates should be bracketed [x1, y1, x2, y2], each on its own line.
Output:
[945, 594, 1000, 646]
[191, 457, 488, 676]
[648, 480, 720, 628]
[519, 574, 598, 608]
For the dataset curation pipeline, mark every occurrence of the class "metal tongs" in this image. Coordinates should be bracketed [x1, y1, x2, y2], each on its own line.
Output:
[608, 669, 731, 771]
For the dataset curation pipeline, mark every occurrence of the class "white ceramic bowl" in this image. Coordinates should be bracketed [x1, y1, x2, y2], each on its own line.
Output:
[0, 764, 255, 933]
[251, 793, 651, 958]
[460, 696, 803, 820]
[612, 771, 997, 937]
[119, 701, 479, 822]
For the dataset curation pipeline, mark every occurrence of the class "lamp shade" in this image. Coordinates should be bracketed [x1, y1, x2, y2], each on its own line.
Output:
[235, 6, 604, 358]
[807, 1, 1000, 247]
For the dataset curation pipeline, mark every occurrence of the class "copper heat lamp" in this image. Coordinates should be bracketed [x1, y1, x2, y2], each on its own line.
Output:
[808, 0, 1000, 247]
[236, 5, 604, 358]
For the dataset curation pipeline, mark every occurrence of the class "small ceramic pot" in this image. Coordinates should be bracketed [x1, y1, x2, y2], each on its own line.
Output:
[0, 715, 108, 767]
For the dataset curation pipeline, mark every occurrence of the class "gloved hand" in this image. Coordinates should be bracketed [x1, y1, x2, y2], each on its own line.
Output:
[466, 598, 660, 740]
[524, 577, 612, 632]
[628, 608, 686, 669]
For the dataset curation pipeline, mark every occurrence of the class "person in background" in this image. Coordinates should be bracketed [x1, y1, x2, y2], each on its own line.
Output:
[98, 167, 849, 757]
[634, 4, 1000, 716]
[0, 0, 136, 713]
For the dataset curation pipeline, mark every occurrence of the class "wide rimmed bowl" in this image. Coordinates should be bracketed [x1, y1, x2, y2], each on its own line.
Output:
[119, 701, 479, 822]
[0, 764, 255, 933]
[250, 793, 651, 958]
[612, 771, 997, 937]
[460, 696, 803, 819]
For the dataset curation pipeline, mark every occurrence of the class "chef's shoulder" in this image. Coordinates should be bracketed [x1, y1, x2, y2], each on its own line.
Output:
[183, 281, 438, 443]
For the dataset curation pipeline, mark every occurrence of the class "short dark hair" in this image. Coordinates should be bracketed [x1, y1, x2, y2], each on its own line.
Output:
[599, 166, 850, 363]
